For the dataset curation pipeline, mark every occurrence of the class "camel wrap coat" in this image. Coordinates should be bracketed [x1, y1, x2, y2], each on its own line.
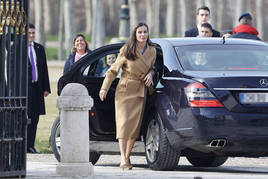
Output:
[101, 44, 156, 139]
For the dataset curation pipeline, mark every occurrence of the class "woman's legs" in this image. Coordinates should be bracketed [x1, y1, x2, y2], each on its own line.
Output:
[118, 138, 136, 168]
[125, 139, 135, 165]
[119, 138, 127, 166]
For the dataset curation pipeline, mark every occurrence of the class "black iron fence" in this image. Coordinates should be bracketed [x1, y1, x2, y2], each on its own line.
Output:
[0, 0, 28, 178]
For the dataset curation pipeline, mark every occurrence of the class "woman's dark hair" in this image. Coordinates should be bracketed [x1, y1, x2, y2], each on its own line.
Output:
[124, 22, 154, 60]
[71, 34, 89, 53]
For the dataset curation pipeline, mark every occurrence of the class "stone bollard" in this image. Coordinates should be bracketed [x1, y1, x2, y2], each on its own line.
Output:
[56, 83, 94, 177]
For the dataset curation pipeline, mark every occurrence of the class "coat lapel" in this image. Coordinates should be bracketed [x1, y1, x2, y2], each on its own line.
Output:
[136, 45, 153, 70]
[33, 42, 40, 70]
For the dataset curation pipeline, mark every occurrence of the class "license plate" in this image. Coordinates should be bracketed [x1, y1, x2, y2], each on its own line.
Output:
[240, 93, 268, 104]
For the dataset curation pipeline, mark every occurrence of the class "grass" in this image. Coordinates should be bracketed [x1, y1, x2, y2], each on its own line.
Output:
[46, 48, 67, 61]
[35, 82, 58, 153]
[46, 34, 59, 41]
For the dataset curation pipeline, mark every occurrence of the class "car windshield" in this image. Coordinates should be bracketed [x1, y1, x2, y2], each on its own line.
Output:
[175, 44, 268, 71]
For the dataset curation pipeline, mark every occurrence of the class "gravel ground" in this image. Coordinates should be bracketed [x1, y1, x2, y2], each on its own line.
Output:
[47, 60, 65, 83]
[27, 153, 268, 168]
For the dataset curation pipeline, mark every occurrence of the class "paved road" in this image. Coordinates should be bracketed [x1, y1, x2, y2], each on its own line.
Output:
[24, 154, 268, 179]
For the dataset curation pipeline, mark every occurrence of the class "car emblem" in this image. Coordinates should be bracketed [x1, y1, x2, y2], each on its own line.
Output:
[260, 79, 268, 87]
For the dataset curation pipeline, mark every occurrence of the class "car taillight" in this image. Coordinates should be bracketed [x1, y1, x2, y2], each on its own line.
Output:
[185, 82, 223, 107]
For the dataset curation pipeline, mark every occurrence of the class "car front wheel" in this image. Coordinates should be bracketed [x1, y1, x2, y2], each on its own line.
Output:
[145, 113, 180, 170]
[49, 115, 101, 164]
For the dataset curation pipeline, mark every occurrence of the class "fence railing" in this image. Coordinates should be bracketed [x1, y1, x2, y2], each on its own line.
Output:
[0, 0, 28, 178]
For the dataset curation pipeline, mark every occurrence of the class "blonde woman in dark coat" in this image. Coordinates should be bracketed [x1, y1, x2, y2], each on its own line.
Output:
[99, 23, 156, 170]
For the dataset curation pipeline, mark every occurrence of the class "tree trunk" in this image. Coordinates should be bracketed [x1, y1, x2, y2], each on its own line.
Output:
[234, 0, 247, 27]
[180, 0, 192, 37]
[107, 0, 120, 36]
[216, 0, 225, 32]
[130, 0, 138, 31]
[146, 0, 153, 31]
[166, 0, 176, 37]
[91, 0, 106, 49]
[64, 0, 76, 57]
[152, 0, 160, 37]
[206, 0, 217, 30]
[44, 0, 58, 34]
[84, 0, 92, 36]
[256, 0, 264, 39]
[34, 0, 45, 46]
[223, 0, 234, 30]
[196, 0, 205, 9]
[58, 0, 64, 61]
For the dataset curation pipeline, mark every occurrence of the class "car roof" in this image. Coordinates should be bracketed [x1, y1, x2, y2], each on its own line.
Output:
[152, 37, 268, 47]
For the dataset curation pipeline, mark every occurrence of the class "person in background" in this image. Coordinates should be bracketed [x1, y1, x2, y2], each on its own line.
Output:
[221, 29, 233, 38]
[230, 12, 261, 40]
[63, 34, 92, 74]
[185, 6, 220, 37]
[101, 54, 118, 77]
[99, 22, 156, 170]
[198, 23, 213, 37]
[27, 23, 51, 153]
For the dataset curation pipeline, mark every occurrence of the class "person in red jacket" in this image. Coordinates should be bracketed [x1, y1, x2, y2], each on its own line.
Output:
[230, 12, 261, 41]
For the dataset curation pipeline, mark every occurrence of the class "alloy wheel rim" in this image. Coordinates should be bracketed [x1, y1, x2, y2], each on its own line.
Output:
[55, 125, 61, 154]
[145, 119, 160, 163]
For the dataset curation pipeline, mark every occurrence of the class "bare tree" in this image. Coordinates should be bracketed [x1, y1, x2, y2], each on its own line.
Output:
[196, 0, 205, 9]
[206, 0, 217, 30]
[44, 0, 58, 34]
[64, 0, 76, 57]
[130, 0, 138, 31]
[223, 0, 235, 30]
[146, 0, 153, 31]
[166, 0, 176, 37]
[92, 0, 106, 49]
[84, 0, 92, 36]
[180, 0, 193, 37]
[35, 0, 45, 46]
[152, 0, 160, 37]
[234, 0, 247, 27]
[216, 0, 225, 32]
[256, 0, 264, 39]
[107, 0, 120, 36]
[58, 0, 64, 61]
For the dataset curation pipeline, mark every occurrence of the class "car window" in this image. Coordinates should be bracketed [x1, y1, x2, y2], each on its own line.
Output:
[175, 45, 268, 71]
[82, 53, 120, 77]
[82, 57, 104, 77]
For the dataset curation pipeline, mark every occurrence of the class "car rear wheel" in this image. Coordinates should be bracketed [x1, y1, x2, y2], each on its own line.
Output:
[186, 154, 228, 167]
[145, 113, 180, 170]
[49, 115, 101, 164]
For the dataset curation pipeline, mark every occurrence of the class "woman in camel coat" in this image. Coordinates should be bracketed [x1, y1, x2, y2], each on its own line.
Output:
[99, 22, 156, 170]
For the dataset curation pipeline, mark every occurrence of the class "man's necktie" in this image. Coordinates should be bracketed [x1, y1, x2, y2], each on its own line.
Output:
[29, 44, 37, 82]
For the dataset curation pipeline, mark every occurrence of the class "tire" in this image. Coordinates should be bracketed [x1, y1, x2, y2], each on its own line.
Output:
[50, 116, 61, 162]
[145, 113, 180, 170]
[186, 154, 228, 167]
[49, 116, 101, 164]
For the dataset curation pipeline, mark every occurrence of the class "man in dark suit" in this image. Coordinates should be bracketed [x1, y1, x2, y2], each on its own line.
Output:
[184, 6, 220, 37]
[27, 23, 51, 153]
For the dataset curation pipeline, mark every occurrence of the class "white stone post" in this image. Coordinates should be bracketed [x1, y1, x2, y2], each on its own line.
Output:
[56, 83, 94, 177]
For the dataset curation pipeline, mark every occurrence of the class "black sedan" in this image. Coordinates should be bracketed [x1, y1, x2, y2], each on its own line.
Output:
[50, 38, 268, 170]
